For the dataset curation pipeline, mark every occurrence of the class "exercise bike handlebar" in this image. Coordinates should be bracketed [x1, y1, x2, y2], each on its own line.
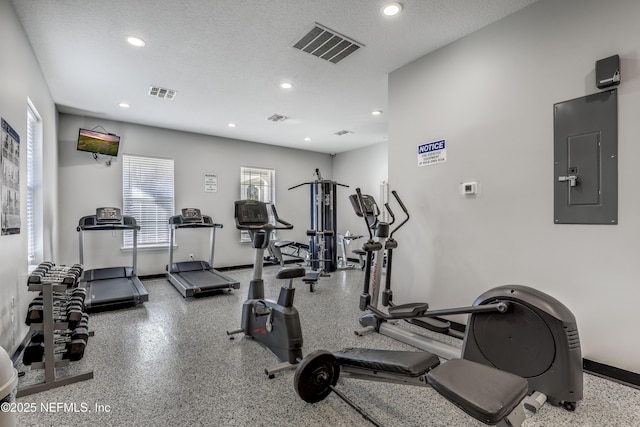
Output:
[269, 204, 294, 230]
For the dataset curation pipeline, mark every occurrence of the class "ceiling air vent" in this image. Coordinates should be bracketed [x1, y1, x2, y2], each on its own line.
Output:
[293, 23, 363, 64]
[148, 86, 178, 100]
[334, 130, 354, 136]
[267, 113, 288, 122]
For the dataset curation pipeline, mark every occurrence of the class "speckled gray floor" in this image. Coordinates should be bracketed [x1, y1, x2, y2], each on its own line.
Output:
[14, 266, 640, 426]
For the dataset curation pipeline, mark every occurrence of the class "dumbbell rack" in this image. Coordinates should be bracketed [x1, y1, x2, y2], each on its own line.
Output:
[18, 272, 94, 397]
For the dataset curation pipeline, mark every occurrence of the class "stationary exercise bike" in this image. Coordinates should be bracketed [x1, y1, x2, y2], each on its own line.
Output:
[350, 188, 583, 412]
[227, 200, 306, 377]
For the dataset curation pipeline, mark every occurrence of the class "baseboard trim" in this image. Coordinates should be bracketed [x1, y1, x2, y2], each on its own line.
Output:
[583, 359, 640, 389]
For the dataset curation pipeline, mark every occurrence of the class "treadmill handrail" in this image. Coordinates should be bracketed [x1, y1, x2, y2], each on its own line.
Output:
[168, 210, 224, 271]
[168, 214, 222, 229]
[170, 222, 223, 229]
[77, 213, 139, 274]
[77, 214, 140, 231]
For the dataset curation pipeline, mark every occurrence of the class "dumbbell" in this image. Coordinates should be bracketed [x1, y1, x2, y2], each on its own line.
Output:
[30, 327, 90, 345]
[28, 265, 83, 285]
[34, 261, 55, 273]
[25, 300, 85, 327]
[22, 337, 87, 365]
[28, 273, 74, 285]
[53, 288, 87, 306]
[27, 291, 85, 315]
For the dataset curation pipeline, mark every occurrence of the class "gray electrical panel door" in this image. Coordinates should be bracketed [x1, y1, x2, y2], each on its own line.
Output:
[554, 89, 617, 224]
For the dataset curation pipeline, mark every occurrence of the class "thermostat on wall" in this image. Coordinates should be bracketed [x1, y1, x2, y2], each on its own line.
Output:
[461, 181, 478, 196]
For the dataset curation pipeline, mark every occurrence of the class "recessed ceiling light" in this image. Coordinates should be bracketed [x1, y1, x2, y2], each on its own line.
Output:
[372, 110, 383, 115]
[280, 82, 293, 89]
[304, 137, 311, 142]
[119, 102, 130, 108]
[228, 123, 237, 128]
[381, 3, 403, 16]
[126, 36, 146, 47]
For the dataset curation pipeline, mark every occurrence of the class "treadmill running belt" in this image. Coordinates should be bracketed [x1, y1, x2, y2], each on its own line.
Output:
[84, 278, 136, 307]
[178, 270, 238, 289]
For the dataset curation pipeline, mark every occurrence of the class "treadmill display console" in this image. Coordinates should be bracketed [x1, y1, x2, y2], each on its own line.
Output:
[181, 208, 203, 223]
[96, 207, 122, 224]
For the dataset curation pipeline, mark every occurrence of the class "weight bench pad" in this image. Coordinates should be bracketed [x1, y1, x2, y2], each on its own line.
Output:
[302, 272, 320, 283]
[334, 348, 440, 377]
[427, 358, 528, 425]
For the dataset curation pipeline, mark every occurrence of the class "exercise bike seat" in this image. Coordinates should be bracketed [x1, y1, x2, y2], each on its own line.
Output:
[334, 348, 440, 377]
[275, 267, 307, 279]
[388, 302, 429, 317]
[427, 358, 528, 425]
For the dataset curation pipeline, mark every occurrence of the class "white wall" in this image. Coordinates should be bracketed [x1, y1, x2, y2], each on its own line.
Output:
[0, 0, 58, 354]
[333, 142, 388, 239]
[57, 114, 332, 275]
[389, 0, 640, 373]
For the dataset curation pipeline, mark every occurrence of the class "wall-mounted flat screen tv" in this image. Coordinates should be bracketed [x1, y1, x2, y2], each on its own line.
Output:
[77, 128, 120, 156]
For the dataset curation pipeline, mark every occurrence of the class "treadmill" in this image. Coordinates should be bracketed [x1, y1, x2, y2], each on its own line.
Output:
[166, 208, 240, 298]
[77, 207, 149, 312]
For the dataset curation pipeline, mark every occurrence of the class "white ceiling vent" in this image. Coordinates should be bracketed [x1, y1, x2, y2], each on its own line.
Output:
[334, 130, 354, 136]
[293, 23, 363, 64]
[148, 86, 178, 100]
[267, 113, 288, 122]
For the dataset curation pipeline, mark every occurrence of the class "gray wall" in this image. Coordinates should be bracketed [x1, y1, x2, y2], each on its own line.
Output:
[388, 0, 640, 374]
[57, 114, 332, 275]
[0, 0, 58, 354]
[333, 142, 388, 239]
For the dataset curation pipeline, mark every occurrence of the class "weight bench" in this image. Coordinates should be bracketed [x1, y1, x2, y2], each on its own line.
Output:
[267, 240, 308, 266]
[302, 271, 321, 292]
[296, 348, 528, 426]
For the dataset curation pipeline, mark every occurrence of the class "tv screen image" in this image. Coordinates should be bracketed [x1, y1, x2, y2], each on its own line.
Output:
[77, 128, 120, 156]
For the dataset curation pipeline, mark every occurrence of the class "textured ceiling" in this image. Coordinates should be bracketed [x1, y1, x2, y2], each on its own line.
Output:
[11, 0, 537, 154]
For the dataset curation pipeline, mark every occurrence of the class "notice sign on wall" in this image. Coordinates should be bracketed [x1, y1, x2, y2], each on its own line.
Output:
[204, 173, 217, 193]
[417, 139, 446, 167]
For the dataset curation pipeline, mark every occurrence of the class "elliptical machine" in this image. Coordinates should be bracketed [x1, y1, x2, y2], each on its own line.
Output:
[350, 189, 583, 412]
[227, 200, 306, 377]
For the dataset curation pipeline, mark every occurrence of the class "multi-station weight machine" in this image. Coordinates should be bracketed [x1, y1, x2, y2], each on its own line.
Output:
[288, 169, 348, 274]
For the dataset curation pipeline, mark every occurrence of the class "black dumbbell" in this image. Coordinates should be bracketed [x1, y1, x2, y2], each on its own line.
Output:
[31, 327, 90, 345]
[25, 303, 84, 326]
[22, 338, 87, 365]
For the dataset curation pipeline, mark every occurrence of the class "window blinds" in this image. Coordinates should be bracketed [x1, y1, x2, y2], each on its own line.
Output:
[122, 154, 175, 247]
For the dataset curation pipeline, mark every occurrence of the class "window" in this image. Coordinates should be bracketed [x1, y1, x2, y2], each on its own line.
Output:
[26, 99, 43, 269]
[240, 166, 275, 203]
[240, 166, 275, 242]
[122, 154, 174, 248]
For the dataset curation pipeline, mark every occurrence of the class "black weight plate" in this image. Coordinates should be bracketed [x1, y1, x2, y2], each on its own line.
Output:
[294, 350, 340, 403]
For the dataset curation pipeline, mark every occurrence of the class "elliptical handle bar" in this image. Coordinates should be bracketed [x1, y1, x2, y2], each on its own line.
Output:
[389, 191, 409, 239]
[384, 203, 396, 226]
[392, 190, 409, 214]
